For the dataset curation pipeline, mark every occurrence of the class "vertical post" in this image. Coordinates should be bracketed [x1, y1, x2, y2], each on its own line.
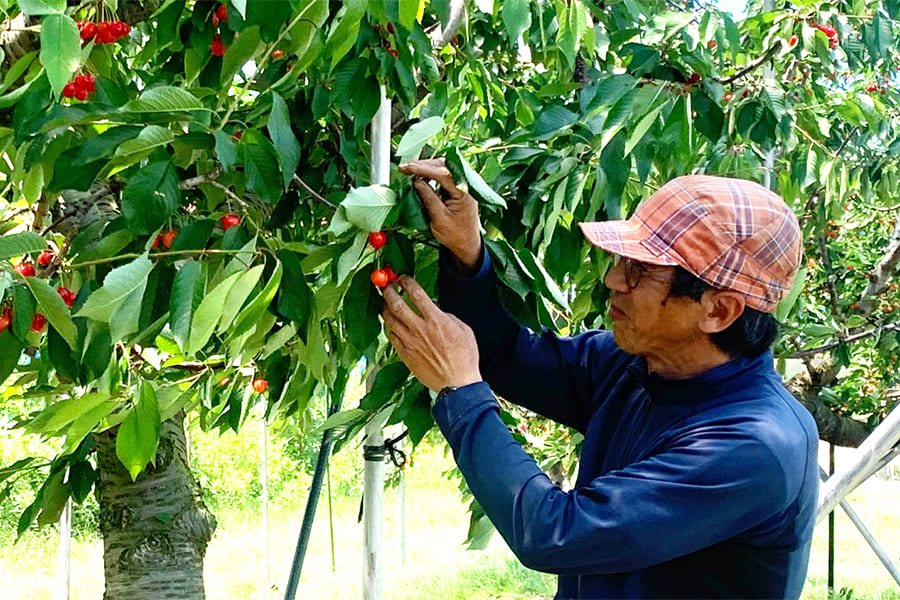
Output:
[362, 83, 391, 600]
[261, 412, 271, 592]
[828, 444, 835, 597]
[399, 436, 407, 565]
[55, 498, 71, 600]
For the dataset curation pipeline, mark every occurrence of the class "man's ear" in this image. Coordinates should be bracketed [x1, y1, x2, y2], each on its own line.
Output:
[698, 290, 746, 334]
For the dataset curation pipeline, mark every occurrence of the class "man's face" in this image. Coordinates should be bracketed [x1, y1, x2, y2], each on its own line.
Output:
[603, 257, 706, 363]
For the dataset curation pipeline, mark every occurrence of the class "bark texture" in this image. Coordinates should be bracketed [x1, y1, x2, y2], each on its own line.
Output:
[95, 413, 216, 600]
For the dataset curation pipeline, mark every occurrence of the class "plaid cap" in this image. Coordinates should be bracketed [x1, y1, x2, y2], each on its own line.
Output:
[578, 175, 802, 313]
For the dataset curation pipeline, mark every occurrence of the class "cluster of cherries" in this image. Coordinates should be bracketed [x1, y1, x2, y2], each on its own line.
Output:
[151, 214, 241, 250]
[62, 73, 96, 101]
[211, 4, 228, 57]
[367, 231, 399, 288]
[813, 23, 840, 49]
[77, 20, 131, 44]
[374, 21, 399, 59]
[2, 255, 77, 335]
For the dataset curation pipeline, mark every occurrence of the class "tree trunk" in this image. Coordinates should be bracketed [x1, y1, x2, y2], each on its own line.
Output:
[95, 412, 217, 600]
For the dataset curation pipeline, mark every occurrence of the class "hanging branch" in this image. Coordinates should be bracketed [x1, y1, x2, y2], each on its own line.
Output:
[716, 40, 783, 86]
[856, 218, 900, 321]
[788, 323, 900, 358]
[431, 0, 470, 49]
[293, 173, 337, 209]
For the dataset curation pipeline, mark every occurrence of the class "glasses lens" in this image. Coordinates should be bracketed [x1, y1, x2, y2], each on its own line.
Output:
[624, 258, 640, 289]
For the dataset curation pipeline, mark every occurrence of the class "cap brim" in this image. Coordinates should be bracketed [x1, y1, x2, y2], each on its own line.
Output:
[579, 220, 678, 267]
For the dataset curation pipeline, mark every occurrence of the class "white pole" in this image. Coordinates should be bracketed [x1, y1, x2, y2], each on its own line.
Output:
[55, 498, 71, 600]
[362, 84, 391, 600]
[399, 435, 407, 565]
[261, 411, 271, 592]
[817, 405, 900, 523]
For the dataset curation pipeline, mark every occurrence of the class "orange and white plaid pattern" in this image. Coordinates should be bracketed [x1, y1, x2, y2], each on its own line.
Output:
[579, 175, 802, 313]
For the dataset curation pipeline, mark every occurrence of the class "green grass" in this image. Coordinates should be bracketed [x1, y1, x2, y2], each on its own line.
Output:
[4, 435, 900, 599]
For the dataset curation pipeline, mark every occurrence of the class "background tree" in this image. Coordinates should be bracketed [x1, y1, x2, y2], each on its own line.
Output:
[1, 0, 899, 596]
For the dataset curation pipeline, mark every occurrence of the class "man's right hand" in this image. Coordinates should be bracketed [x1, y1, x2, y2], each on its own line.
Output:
[399, 159, 482, 271]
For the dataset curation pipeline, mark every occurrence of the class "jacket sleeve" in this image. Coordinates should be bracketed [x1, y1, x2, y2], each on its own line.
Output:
[432, 383, 794, 575]
[437, 245, 628, 432]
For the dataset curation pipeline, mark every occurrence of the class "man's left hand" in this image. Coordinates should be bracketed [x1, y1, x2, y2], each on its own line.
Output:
[381, 275, 482, 393]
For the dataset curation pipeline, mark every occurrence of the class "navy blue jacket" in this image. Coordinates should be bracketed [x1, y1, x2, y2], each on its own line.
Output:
[432, 248, 819, 599]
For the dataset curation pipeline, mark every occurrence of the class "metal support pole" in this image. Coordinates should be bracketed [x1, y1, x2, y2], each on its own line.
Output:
[362, 83, 391, 600]
[818, 405, 900, 523]
[819, 467, 900, 586]
[261, 413, 271, 592]
[399, 435, 407, 565]
[828, 445, 835, 597]
[55, 498, 71, 600]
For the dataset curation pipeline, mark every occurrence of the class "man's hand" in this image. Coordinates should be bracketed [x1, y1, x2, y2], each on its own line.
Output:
[398, 159, 482, 270]
[382, 275, 482, 393]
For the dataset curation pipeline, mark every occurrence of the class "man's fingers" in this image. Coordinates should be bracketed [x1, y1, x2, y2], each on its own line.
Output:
[396, 275, 441, 319]
[413, 178, 449, 219]
[382, 284, 423, 326]
[400, 159, 463, 199]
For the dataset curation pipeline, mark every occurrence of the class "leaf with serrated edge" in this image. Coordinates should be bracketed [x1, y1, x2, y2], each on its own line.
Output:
[187, 270, 243, 353]
[396, 116, 444, 163]
[116, 382, 161, 481]
[268, 93, 301, 190]
[40, 15, 80, 97]
[75, 254, 153, 321]
[218, 265, 264, 332]
[0, 232, 47, 260]
[340, 185, 397, 232]
[23, 276, 77, 349]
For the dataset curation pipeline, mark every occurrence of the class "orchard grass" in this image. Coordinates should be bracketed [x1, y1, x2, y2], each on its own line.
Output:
[3, 437, 900, 599]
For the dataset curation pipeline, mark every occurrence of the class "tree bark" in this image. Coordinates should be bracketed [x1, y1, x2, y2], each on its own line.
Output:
[95, 412, 216, 600]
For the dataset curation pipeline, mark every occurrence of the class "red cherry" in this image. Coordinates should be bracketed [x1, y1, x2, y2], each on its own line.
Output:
[14, 263, 35, 277]
[152, 235, 162, 249]
[211, 34, 226, 57]
[388, 48, 399, 59]
[0, 308, 11, 334]
[62, 83, 77, 98]
[37, 250, 54, 267]
[221, 214, 241, 230]
[215, 4, 228, 21]
[866, 83, 878, 92]
[688, 72, 701, 84]
[272, 50, 285, 59]
[383, 266, 398, 283]
[95, 22, 113, 44]
[370, 268, 389, 288]
[707, 40, 717, 49]
[212, 14, 220, 27]
[57, 287, 76, 307]
[232, 130, 243, 141]
[789, 34, 798, 46]
[30, 313, 46, 332]
[252, 378, 268, 393]
[74, 88, 88, 101]
[724, 93, 732, 102]
[386, 22, 395, 34]
[80, 22, 97, 41]
[368, 231, 387, 249]
[110, 20, 128, 39]
[161, 230, 178, 249]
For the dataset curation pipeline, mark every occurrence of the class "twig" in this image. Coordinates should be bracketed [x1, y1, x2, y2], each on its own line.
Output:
[292, 174, 336, 209]
[818, 229, 844, 323]
[432, 0, 469, 49]
[716, 40, 783, 86]
[857, 217, 900, 321]
[68, 248, 260, 269]
[205, 180, 251, 209]
[787, 323, 900, 358]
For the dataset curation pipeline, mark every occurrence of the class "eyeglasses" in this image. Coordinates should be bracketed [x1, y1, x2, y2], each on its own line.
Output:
[617, 257, 674, 290]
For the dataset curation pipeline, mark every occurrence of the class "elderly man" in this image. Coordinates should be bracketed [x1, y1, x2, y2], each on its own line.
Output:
[383, 161, 819, 599]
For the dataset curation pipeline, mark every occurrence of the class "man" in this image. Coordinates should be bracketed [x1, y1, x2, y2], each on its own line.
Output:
[382, 161, 819, 599]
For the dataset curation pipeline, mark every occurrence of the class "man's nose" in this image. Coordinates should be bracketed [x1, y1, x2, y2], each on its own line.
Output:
[604, 258, 630, 292]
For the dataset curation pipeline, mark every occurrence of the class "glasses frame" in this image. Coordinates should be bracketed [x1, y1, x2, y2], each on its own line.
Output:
[619, 256, 674, 290]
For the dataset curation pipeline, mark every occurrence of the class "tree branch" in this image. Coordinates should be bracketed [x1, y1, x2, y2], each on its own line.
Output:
[716, 40, 783, 86]
[857, 217, 900, 320]
[292, 174, 336, 209]
[787, 323, 900, 358]
[431, 0, 469, 49]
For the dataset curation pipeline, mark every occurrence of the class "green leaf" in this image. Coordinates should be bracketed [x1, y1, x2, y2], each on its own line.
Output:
[0, 330, 23, 384]
[187, 269, 243, 353]
[218, 264, 264, 332]
[242, 129, 283, 202]
[317, 408, 366, 432]
[396, 116, 444, 164]
[213, 130, 239, 170]
[122, 87, 204, 113]
[267, 93, 301, 190]
[775, 265, 807, 322]
[76, 255, 154, 322]
[502, 0, 532, 42]
[109, 274, 149, 341]
[0, 232, 46, 260]
[39, 14, 80, 98]
[275, 249, 312, 338]
[19, 0, 65, 15]
[23, 276, 77, 349]
[359, 361, 409, 410]
[532, 105, 578, 139]
[336, 232, 368, 286]
[169, 261, 203, 349]
[61, 399, 118, 455]
[340, 185, 397, 232]
[222, 26, 261, 83]
[232, 0, 247, 18]
[229, 261, 282, 340]
[325, 0, 367, 71]
[342, 267, 383, 353]
[11, 284, 34, 341]
[116, 382, 161, 481]
[108, 125, 175, 171]
[288, 0, 329, 58]
[445, 147, 507, 210]
[25, 392, 109, 436]
[624, 103, 665, 156]
[121, 160, 181, 235]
